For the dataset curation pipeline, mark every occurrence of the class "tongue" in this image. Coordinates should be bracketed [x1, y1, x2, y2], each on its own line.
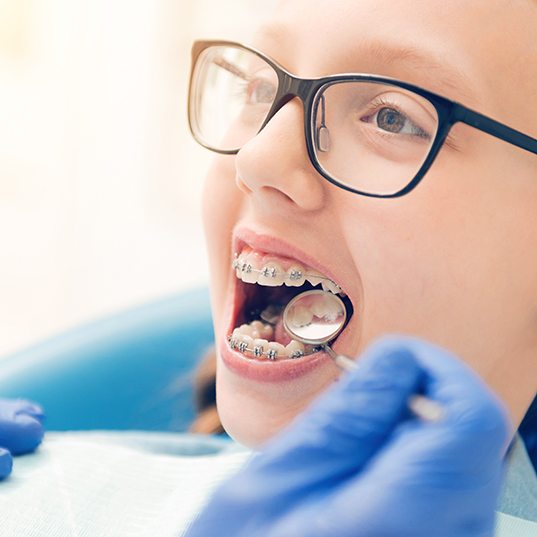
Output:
[273, 314, 293, 346]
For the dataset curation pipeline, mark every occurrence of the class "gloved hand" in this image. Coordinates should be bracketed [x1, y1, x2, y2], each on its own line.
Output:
[185, 335, 512, 537]
[0, 398, 45, 480]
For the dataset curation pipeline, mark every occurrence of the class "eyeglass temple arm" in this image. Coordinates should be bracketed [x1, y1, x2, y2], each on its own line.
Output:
[452, 105, 537, 155]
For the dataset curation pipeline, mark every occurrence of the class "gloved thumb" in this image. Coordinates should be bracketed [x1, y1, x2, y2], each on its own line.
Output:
[0, 447, 13, 481]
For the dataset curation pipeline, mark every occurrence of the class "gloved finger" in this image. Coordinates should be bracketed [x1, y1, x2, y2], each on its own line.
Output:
[242, 339, 425, 499]
[0, 447, 13, 481]
[0, 413, 45, 456]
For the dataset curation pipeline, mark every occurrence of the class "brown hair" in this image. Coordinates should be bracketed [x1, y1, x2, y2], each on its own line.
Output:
[188, 346, 225, 435]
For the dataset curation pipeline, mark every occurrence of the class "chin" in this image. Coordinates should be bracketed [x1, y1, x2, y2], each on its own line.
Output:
[215, 352, 341, 449]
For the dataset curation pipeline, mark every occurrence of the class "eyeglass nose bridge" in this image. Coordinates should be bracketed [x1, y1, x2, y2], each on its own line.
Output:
[257, 73, 315, 139]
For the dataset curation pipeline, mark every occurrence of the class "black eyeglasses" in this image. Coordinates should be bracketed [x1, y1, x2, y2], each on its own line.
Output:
[188, 40, 537, 198]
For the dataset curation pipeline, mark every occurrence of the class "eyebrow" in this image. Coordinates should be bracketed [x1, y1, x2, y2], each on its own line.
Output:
[358, 40, 477, 103]
[255, 23, 478, 105]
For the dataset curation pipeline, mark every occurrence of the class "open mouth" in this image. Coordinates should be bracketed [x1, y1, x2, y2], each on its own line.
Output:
[227, 245, 354, 362]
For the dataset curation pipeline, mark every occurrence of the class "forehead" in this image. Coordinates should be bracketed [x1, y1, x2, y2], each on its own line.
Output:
[256, 0, 537, 131]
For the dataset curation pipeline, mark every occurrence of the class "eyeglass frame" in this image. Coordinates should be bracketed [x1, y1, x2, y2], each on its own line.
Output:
[188, 39, 537, 198]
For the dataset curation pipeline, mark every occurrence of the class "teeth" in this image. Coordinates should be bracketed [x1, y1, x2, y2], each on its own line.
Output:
[233, 254, 345, 295]
[288, 305, 314, 328]
[260, 304, 283, 325]
[285, 340, 305, 359]
[310, 294, 344, 321]
[248, 319, 271, 339]
[285, 265, 306, 287]
[322, 280, 342, 295]
[251, 338, 272, 358]
[253, 338, 269, 353]
[305, 271, 324, 287]
[242, 334, 254, 347]
[229, 319, 311, 360]
[241, 266, 257, 285]
[237, 324, 255, 337]
[234, 257, 242, 278]
[231, 250, 348, 360]
[267, 342, 286, 360]
[257, 263, 285, 286]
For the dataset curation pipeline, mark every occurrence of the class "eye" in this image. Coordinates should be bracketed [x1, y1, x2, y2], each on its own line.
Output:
[376, 107, 406, 133]
[359, 94, 434, 141]
[365, 105, 430, 139]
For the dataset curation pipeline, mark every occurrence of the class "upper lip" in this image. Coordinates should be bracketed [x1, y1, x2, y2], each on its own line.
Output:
[232, 226, 347, 292]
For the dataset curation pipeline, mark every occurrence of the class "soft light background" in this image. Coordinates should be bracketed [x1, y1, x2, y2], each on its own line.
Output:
[0, 0, 274, 356]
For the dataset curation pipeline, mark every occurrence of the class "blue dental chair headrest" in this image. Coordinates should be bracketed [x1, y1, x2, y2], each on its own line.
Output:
[0, 287, 214, 432]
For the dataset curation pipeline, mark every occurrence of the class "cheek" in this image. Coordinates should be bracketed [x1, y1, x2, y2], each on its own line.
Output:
[202, 156, 242, 338]
[202, 157, 239, 236]
[340, 149, 537, 371]
[342, 210, 451, 343]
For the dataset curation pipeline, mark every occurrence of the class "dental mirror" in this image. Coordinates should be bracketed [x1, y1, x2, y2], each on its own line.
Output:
[283, 289, 347, 345]
[283, 289, 444, 422]
[283, 289, 357, 370]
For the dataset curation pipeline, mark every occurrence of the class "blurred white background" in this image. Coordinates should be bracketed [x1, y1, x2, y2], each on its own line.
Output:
[0, 0, 274, 356]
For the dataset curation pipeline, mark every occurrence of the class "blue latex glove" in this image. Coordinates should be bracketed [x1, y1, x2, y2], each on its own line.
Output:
[185, 336, 511, 537]
[0, 398, 45, 480]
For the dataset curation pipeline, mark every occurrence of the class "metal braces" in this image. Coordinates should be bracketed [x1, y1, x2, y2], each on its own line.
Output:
[232, 256, 343, 293]
[228, 336, 308, 360]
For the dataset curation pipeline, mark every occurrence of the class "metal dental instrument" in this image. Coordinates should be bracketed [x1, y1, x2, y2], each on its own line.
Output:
[282, 290, 444, 422]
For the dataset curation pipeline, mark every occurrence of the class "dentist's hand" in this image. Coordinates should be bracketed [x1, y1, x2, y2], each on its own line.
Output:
[185, 336, 511, 537]
[0, 398, 45, 480]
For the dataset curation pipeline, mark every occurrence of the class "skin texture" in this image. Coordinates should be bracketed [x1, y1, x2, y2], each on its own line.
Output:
[202, 0, 537, 448]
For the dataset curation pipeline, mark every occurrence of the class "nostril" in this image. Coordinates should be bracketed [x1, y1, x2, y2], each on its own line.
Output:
[264, 186, 295, 206]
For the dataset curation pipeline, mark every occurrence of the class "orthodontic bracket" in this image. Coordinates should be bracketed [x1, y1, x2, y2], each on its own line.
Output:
[228, 336, 310, 360]
[232, 255, 343, 293]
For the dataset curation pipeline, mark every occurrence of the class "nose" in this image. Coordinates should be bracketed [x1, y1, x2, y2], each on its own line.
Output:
[234, 97, 326, 212]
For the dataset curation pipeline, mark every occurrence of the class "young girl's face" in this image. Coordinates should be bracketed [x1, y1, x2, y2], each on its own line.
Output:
[201, 0, 537, 447]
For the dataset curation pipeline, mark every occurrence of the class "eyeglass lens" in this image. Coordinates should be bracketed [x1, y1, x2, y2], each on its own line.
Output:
[190, 44, 440, 196]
